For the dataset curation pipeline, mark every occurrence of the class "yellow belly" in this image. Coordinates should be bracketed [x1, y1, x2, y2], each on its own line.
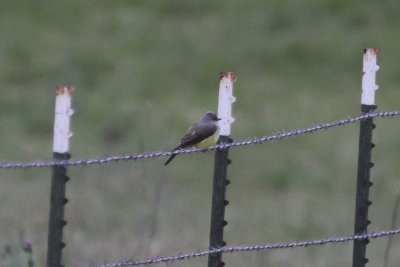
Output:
[197, 130, 219, 148]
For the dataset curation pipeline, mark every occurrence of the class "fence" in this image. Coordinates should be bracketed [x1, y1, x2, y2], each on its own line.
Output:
[1, 110, 398, 170]
[92, 228, 400, 267]
[1, 48, 400, 267]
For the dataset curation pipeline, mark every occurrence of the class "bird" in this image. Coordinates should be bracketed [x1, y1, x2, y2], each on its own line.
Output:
[164, 112, 221, 166]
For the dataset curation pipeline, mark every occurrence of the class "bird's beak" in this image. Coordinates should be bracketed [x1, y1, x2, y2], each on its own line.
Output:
[217, 117, 222, 121]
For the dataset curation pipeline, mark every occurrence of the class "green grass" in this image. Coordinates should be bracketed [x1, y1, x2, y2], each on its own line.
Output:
[1, 1, 400, 266]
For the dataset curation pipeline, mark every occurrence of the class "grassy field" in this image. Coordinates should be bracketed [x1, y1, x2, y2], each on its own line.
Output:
[1, 1, 400, 266]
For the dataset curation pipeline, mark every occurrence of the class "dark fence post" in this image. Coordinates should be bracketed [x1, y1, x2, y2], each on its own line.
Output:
[208, 136, 232, 267]
[47, 86, 74, 267]
[208, 72, 236, 267]
[352, 104, 376, 267]
[47, 152, 71, 267]
[352, 48, 379, 267]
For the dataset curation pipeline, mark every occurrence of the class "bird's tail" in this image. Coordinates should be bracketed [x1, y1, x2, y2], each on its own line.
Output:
[164, 145, 183, 166]
[164, 154, 177, 166]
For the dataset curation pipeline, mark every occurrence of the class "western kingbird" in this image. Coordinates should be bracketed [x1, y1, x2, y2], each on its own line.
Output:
[164, 112, 221, 165]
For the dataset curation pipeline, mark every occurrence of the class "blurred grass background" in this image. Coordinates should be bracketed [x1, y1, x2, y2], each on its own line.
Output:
[0, 1, 399, 266]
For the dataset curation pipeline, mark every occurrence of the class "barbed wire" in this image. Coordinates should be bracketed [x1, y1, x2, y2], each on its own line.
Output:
[91, 227, 400, 267]
[0, 110, 399, 169]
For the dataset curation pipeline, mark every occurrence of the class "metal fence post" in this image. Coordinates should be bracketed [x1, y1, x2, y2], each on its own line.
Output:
[47, 86, 74, 267]
[352, 48, 379, 267]
[208, 72, 236, 267]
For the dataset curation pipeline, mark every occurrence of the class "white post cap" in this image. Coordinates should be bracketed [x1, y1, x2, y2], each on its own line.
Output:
[53, 86, 74, 153]
[361, 48, 380, 105]
[217, 72, 236, 136]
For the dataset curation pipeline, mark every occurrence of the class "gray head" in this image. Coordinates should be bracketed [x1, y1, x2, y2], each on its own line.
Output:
[200, 112, 221, 123]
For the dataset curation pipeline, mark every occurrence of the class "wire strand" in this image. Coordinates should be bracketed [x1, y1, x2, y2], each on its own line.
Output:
[0, 110, 399, 169]
[91, 227, 400, 267]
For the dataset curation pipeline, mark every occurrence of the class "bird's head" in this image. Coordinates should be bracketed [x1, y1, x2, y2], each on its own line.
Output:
[201, 112, 221, 122]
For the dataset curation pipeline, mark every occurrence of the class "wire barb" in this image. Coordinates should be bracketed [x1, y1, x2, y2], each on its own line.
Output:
[0, 111, 399, 169]
[91, 227, 400, 267]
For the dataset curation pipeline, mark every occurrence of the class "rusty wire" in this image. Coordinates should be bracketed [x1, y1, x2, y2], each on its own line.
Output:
[0, 110, 399, 169]
[91, 227, 400, 267]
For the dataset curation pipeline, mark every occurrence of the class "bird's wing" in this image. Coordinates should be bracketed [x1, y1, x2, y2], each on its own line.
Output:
[177, 123, 218, 149]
